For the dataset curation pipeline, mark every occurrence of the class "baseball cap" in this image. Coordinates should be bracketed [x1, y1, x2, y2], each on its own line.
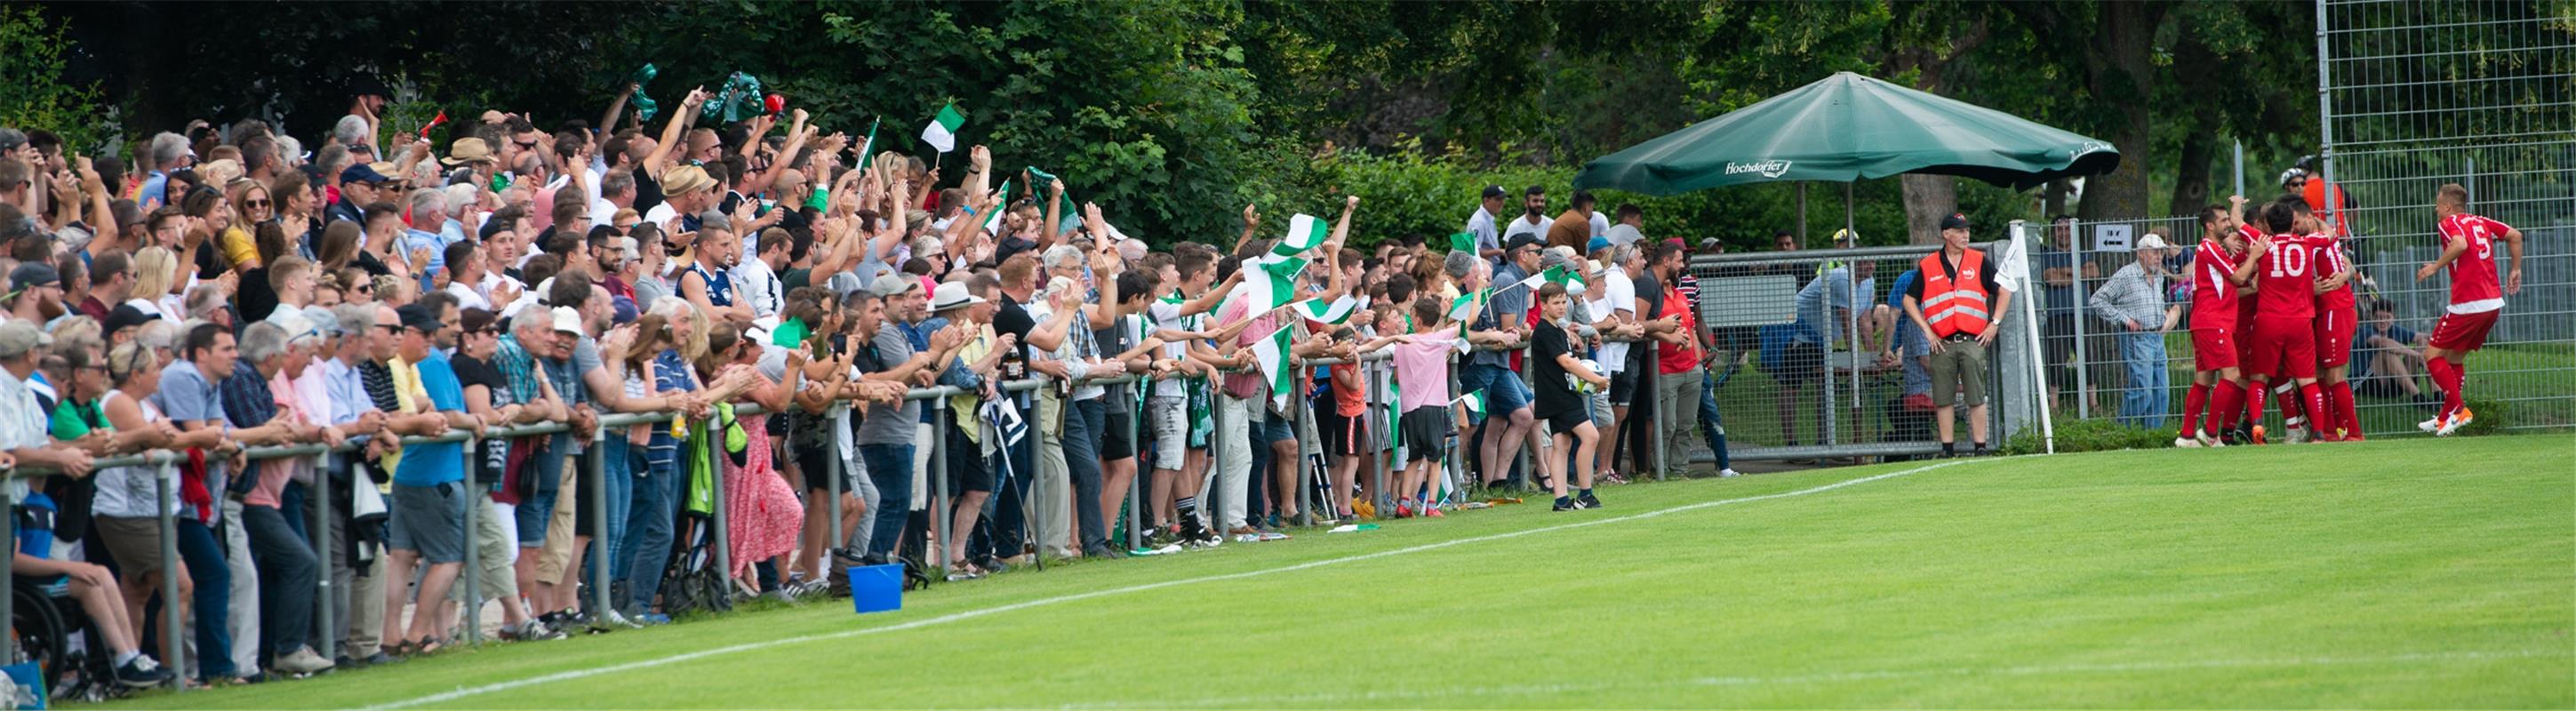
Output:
[0, 321, 52, 359]
[549, 306, 583, 334]
[9, 262, 60, 291]
[868, 274, 922, 298]
[1939, 213, 1972, 230]
[396, 303, 444, 332]
[2133, 233, 2171, 251]
[341, 163, 394, 185]
[1504, 234, 1545, 252]
[1586, 236, 1612, 253]
[1481, 185, 1508, 201]
[103, 304, 157, 339]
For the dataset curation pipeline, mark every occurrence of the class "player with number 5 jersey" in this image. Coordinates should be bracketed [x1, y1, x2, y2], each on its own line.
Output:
[2415, 183, 2525, 435]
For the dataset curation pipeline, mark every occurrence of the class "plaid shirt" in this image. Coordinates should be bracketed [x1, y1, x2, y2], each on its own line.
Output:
[492, 334, 543, 407]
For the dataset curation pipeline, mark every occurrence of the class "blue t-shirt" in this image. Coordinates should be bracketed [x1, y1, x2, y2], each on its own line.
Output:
[644, 349, 699, 468]
[394, 353, 468, 486]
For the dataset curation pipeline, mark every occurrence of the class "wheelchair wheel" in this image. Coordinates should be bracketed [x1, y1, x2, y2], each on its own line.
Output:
[10, 584, 70, 698]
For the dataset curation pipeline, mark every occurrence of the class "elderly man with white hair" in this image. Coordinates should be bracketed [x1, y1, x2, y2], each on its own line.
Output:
[229, 318, 338, 675]
[404, 188, 457, 289]
[2090, 230, 2184, 429]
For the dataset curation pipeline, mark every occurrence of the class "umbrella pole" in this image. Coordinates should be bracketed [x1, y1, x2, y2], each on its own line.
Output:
[1797, 182, 1810, 248]
[1844, 181, 1860, 448]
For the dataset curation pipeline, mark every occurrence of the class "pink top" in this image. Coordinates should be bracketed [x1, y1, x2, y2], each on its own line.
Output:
[1392, 337, 1457, 412]
[244, 369, 312, 508]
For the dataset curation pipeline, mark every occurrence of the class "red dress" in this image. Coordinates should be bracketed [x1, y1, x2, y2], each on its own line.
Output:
[724, 412, 802, 580]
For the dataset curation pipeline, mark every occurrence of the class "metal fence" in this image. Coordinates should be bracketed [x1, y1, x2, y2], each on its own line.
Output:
[2317, 0, 2576, 434]
[1683, 241, 2024, 461]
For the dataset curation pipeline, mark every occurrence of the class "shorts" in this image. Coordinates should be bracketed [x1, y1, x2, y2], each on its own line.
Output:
[1320, 408, 1363, 456]
[1607, 368, 1638, 403]
[2190, 326, 2239, 371]
[537, 459, 580, 583]
[1146, 396, 1187, 470]
[946, 423, 993, 494]
[2248, 316, 2320, 381]
[1542, 408, 1589, 436]
[2314, 306, 2355, 369]
[1929, 335, 1988, 407]
[388, 482, 468, 564]
[1255, 411, 1295, 444]
[1455, 363, 1532, 422]
[1367, 403, 1394, 452]
[2428, 308, 2499, 353]
[93, 515, 168, 573]
[1772, 340, 1825, 387]
[1099, 409, 1136, 460]
[1400, 407, 1449, 462]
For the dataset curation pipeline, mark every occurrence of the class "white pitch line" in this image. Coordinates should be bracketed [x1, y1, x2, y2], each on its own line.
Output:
[1064, 649, 2572, 708]
[372, 459, 1973, 709]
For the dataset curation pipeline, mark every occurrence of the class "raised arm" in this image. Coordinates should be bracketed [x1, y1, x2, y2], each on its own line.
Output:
[643, 86, 705, 178]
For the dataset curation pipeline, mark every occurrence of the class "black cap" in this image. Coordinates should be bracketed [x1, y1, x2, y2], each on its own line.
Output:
[396, 303, 444, 332]
[1482, 185, 1508, 201]
[1939, 213, 1971, 230]
[341, 164, 393, 185]
[1504, 234, 1545, 252]
[9, 262, 60, 291]
[103, 304, 156, 338]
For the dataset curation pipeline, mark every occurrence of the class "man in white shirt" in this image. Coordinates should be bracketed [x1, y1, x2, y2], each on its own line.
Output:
[1500, 185, 1551, 246]
[1588, 242, 1642, 480]
[733, 227, 789, 319]
[592, 169, 636, 228]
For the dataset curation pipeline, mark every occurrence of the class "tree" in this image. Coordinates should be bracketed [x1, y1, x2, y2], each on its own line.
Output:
[2008, 1, 2174, 221]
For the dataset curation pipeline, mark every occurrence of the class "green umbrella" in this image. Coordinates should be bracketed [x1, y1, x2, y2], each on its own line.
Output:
[1572, 72, 2119, 196]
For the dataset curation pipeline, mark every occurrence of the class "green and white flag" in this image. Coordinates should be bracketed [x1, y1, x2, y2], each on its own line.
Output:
[1448, 231, 1478, 254]
[855, 116, 881, 171]
[921, 102, 964, 154]
[1513, 264, 1585, 294]
[1255, 326, 1296, 411]
[1453, 390, 1487, 418]
[980, 180, 1012, 235]
[1272, 213, 1330, 258]
[1294, 295, 1358, 325]
[1225, 254, 1306, 315]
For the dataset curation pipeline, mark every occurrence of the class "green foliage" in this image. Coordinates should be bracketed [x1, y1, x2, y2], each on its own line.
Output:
[2001, 416, 2175, 455]
[2456, 397, 2508, 436]
[0, 7, 110, 153]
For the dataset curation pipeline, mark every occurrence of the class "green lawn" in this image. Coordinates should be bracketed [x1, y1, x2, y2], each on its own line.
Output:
[109, 436, 2573, 708]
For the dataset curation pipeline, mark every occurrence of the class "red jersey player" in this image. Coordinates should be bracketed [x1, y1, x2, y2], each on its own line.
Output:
[2246, 199, 2335, 443]
[2177, 196, 2264, 448]
[2415, 182, 2524, 435]
[2230, 204, 2272, 443]
[2294, 200, 2362, 441]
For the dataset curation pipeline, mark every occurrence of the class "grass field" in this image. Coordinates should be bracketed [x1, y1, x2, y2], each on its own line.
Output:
[108, 435, 2572, 708]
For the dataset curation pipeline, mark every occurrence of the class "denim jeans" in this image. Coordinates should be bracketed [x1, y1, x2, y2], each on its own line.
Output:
[860, 443, 916, 557]
[597, 436, 635, 585]
[1698, 370, 1732, 471]
[174, 519, 238, 680]
[1063, 398, 1108, 552]
[2119, 332, 2170, 429]
[621, 447, 680, 612]
[241, 504, 316, 657]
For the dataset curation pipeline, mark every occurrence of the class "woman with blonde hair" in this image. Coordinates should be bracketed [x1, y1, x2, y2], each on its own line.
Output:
[91, 340, 244, 684]
[127, 245, 185, 323]
[220, 178, 273, 270]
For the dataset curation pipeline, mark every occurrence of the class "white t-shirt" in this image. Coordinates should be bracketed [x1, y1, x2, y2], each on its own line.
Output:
[1502, 215, 1548, 244]
[444, 281, 492, 311]
[732, 258, 784, 318]
[642, 202, 681, 231]
[1589, 212, 1611, 240]
[1592, 266, 1637, 373]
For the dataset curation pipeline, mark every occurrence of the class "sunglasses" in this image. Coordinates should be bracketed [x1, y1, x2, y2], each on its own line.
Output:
[244, 199, 271, 208]
[516, 140, 539, 151]
[355, 284, 374, 293]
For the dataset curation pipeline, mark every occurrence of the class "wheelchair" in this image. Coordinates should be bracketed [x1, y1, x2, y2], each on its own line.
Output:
[10, 574, 121, 703]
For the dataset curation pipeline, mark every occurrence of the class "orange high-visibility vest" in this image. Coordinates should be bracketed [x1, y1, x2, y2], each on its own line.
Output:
[1916, 248, 1992, 339]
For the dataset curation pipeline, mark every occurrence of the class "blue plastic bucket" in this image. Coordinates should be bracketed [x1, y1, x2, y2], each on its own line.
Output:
[845, 563, 904, 614]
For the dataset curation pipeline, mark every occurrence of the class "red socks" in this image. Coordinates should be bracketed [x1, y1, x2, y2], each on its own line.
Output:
[2213, 380, 2244, 433]
[2300, 382, 2329, 436]
[2275, 380, 2306, 427]
[2330, 380, 2359, 437]
[2181, 384, 2211, 437]
[2244, 380, 2269, 432]
[2427, 356, 2466, 418]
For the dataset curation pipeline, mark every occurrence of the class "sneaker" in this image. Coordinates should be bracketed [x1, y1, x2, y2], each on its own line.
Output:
[634, 612, 672, 626]
[1422, 507, 1444, 518]
[114, 656, 174, 688]
[1551, 498, 1579, 511]
[274, 647, 335, 675]
[2418, 415, 2444, 432]
[1577, 492, 1604, 509]
[516, 620, 568, 641]
[2283, 427, 2308, 444]
[1717, 467, 1742, 478]
[2172, 435, 2200, 449]
[2196, 431, 2223, 448]
[362, 651, 399, 666]
[604, 609, 644, 629]
[1394, 501, 1413, 519]
[2436, 407, 2475, 436]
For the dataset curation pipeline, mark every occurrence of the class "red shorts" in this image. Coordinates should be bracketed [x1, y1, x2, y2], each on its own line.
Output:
[2249, 316, 2318, 380]
[2190, 326, 2238, 371]
[2313, 306, 2355, 369]
[2235, 316, 2263, 376]
[2428, 308, 2500, 352]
